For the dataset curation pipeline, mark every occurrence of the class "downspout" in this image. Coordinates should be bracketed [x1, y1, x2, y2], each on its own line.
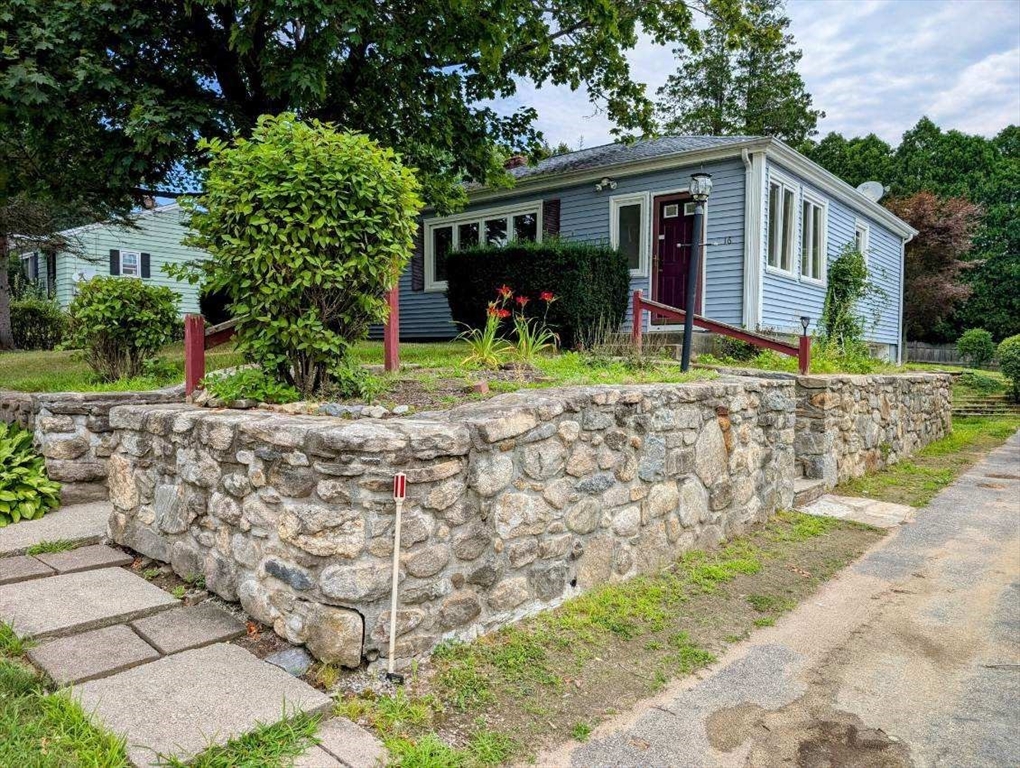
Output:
[897, 232, 914, 366]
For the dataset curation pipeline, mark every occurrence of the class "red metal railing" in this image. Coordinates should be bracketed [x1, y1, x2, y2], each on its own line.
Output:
[631, 290, 810, 375]
[183, 286, 402, 397]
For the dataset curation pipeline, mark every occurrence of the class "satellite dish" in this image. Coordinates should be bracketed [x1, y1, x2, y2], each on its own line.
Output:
[856, 181, 885, 202]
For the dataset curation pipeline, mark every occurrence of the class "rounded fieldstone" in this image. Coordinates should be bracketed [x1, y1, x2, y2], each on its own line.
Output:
[320, 562, 391, 602]
[468, 454, 514, 497]
[565, 498, 600, 534]
[304, 605, 363, 668]
[611, 505, 641, 538]
[42, 435, 89, 460]
[438, 592, 481, 629]
[263, 558, 314, 591]
[487, 577, 530, 612]
[451, 521, 491, 561]
[404, 545, 450, 578]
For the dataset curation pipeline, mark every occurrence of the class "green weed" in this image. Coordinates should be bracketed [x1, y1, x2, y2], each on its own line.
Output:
[25, 540, 78, 555]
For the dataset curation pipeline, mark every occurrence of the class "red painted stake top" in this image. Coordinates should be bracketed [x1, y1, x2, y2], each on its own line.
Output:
[393, 472, 407, 501]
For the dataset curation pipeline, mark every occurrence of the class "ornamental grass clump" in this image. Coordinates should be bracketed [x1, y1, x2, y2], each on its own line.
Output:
[175, 113, 422, 397]
[0, 423, 60, 527]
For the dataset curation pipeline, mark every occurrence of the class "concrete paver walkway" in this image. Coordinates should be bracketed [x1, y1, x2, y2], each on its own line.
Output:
[0, 501, 110, 556]
[539, 432, 1020, 767]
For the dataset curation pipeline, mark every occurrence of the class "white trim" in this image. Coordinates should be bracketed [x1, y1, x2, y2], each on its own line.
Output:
[609, 192, 651, 277]
[800, 191, 828, 286]
[423, 200, 543, 292]
[854, 219, 871, 265]
[119, 250, 141, 278]
[459, 138, 916, 240]
[741, 149, 764, 328]
[766, 171, 798, 277]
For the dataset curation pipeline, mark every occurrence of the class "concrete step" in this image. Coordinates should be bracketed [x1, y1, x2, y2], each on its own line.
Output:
[793, 477, 827, 508]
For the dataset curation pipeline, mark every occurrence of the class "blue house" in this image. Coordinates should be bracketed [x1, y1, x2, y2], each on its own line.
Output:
[397, 136, 917, 362]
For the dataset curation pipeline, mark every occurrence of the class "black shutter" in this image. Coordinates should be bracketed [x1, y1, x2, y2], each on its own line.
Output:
[140, 253, 151, 278]
[410, 223, 425, 292]
[30, 253, 39, 280]
[109, 249, 121, 275]
[542, 199, 561, 238]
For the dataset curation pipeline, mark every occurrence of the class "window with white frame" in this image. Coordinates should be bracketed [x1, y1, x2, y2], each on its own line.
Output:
[609, 193, 649, 276]
[854, 220, 870, 262]
[767, 177, 797, 273]
[800, 195, 827, 282]
[120, 250, 140, 277]
[424, 202, 541, 291]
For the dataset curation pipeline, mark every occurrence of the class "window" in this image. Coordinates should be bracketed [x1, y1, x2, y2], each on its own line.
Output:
[767, 177, 797, 274]
[854, 220, 870, 262]
[424, 201, 542, 291]
[801, 196, 827, 283]
[120, 250, 140, 277]
[610, 193, 650, 276]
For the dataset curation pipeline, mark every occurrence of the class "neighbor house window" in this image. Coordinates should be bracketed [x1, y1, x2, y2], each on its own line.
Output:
[800, 195, 827, 283]
[120, 250, 140, 277]
[767, 175, 797, 274]
[854, 220, 870, 262]
[424, 201, 542, 291]
[609, 192, 650, 276]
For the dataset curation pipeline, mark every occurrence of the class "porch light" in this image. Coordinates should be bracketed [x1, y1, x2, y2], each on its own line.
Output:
[689, 172, 713, 202]
[800, 316, 811, 335]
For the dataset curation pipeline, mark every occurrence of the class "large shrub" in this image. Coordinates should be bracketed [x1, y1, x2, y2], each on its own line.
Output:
[821, 244, 870, 349]
[177, 113, 422, 396]
[956, 328, 996, 369]
[67, 277, 179, 381]
[11, 297, 65, 350]
[998, 335, 1020, 402]
[0, 423, 60, 527]
[445, 240, 630, 349]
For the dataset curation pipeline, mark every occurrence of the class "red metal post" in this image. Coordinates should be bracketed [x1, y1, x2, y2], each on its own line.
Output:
[184, 314, 206, 397]
[798, 334, 811, 375]
[632, 290, 643, 355]
[384, 286, 400, 372]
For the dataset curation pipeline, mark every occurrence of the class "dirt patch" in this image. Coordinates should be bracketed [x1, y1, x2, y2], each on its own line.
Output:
[335, 515, 884, 762]
[382, 367, 549, 411]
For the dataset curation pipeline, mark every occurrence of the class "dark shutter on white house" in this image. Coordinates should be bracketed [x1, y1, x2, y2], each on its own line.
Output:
[30, 253, 39, 280]
[140, 253, 151, 279]
[542, 199, 561, 238]
[109, 249, 121, 275]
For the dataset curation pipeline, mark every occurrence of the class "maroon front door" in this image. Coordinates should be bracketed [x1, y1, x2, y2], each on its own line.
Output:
[653, 194, 700, 316]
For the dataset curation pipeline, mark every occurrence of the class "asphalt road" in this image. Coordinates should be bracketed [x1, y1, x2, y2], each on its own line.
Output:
[537, 431, 1020, 768]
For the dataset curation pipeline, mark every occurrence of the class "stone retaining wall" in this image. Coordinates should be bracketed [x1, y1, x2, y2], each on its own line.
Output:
[106, 379, 795, 669]
[1, 388, 185, 504]
[794, 373, 952, 486]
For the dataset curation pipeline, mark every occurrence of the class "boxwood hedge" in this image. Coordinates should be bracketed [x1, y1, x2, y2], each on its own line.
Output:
[445, 240, 630, 349]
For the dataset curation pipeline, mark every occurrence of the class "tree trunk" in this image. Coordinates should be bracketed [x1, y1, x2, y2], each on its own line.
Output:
[0, 237, 17, 350]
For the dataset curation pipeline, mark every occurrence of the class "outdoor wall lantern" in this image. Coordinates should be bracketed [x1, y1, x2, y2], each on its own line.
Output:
[800, 316, 811, 335]
[689, 172, 713, 202]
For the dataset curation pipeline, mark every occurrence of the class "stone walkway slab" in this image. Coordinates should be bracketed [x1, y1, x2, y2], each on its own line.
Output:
[798, 493, 915, 528]
[0, 554, 55, 585]
[28, 624, 160, 686]
[130, 603, 246, 655]
[74, 643, 333, 767]
[316, 717, 388, 768]
[34, 544, 133, 574]
[0, 502, 111, 557]
[0, 567, 178, 639]
[293, 745, 345, 767]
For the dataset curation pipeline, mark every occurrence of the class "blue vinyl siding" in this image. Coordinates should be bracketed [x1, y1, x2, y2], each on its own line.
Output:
[392, 158, 748, 339]
[760, 159, 903, 348]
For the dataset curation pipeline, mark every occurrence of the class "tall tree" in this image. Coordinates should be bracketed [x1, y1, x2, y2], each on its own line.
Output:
[885, 192, 982, 342]
[804, 133, 896, 189]
[2, 0, 746, 214]
[656, 0, 822, 145]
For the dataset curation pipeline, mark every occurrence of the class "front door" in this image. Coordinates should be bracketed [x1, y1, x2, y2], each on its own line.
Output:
[653, 194, 700, 316]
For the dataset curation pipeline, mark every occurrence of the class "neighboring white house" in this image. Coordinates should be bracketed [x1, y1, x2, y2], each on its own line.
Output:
[19, 203, 207, 315]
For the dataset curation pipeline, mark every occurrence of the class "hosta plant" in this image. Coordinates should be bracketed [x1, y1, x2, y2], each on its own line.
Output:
[0, 423, 61, 527]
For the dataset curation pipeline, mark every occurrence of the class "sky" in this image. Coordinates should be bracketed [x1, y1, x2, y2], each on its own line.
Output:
[495, 0, 1020, 149]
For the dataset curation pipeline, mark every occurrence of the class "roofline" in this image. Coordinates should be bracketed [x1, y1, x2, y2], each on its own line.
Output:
[57, 202, 182, 238]
[463, 137, 917, 239]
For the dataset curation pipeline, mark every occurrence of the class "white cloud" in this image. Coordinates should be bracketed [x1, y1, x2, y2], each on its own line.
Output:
[493, 0, 1020, 147]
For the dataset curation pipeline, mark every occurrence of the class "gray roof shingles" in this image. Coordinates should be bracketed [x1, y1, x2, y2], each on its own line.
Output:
[505, 135, 762, 183]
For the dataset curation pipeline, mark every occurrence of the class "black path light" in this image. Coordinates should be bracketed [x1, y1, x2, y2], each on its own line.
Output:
[681, 172, 713, 372]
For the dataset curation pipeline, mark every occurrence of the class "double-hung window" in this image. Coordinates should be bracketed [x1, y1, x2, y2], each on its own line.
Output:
[425, 202, 542, 292]
[854, 220, 870, 263]
[609, 193, 650, 276]
[767, 175, 797, 274]
[120, 250, 140, 277]
[800, 194, 827, 283]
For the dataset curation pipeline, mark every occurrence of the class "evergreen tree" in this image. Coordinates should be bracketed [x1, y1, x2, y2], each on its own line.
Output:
[656, 0, 822, 145]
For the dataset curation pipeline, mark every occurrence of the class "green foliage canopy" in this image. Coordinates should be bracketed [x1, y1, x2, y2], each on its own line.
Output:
[955, 329, 996, 369]
[178, 114, 422, 395]
[997, 335, 1020, 402]
[67, 277, 180, 381]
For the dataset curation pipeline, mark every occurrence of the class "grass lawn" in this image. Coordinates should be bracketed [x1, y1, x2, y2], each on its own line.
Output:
[837, 414, 1020, 507]
[333, 511, 884, 765]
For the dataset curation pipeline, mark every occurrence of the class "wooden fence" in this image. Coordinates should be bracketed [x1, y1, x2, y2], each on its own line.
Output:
[905, 341, 999, 369]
